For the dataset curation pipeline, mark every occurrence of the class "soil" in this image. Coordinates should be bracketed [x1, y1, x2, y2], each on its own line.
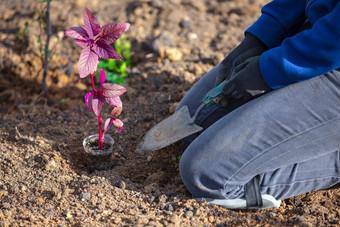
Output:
[1, 0, 339, 226]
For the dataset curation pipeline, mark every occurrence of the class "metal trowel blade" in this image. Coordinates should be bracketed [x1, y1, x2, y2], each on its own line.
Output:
[135, 105, 203, 152]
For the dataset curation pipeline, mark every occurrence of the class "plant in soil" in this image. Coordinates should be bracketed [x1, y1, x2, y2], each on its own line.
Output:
[64, 7, 130, 166]
[18, 0, 54, 94]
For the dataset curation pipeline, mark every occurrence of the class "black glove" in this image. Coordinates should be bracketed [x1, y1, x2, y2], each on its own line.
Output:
[222, 56, 272, 101]
[216, 33, 267, 86]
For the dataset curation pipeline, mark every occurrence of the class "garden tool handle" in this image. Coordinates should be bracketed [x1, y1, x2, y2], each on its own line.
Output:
[189, 81, 226, 124]
[202, 80, 226, 106]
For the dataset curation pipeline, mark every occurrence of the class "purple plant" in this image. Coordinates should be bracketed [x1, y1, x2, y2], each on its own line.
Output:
[65, 8, 129, 149]
[65, 8, 129, 78]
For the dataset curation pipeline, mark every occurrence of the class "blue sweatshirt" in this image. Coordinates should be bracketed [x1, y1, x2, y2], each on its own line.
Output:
[246, 0, 340, 89]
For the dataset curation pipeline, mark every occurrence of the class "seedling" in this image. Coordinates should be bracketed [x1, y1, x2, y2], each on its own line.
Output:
[65, 8, 130, 149]
[18, 0, 53, 94]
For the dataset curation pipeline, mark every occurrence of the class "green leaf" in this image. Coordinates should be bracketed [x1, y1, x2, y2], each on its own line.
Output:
[108, 59, 116, 70]
[60, 97, 70, 104]
[95, 35, 132, 85]
[98, 60, 109, 69]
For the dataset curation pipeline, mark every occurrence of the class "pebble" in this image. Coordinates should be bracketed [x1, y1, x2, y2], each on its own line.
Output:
[116, 180, 126, 189]
[117, 145, 123, 153]
[2, 203, 10, 209]
[131, 67, 140, 74]
[114, 217, 122, 224]
[170, 214, 180, 225]
[144, 184, 156, 193]
[295, 216, 306, 224]
[185, 210, 194, 218]
[45, 160, 57, 171]
[169, 102, 179, 114]
[46, 212, 54, 217]
[159, 202, 166, 210]
[152, 32, 175, 53]
[166, 203, 174, 211]
[180, 15, 192, 28]
[148, 221, 161, 226]
[188, 32, 198, 40]
[147, 196, 155, 204]
[81, 193, 91, 200]
[0, 190, 7, 198]
[158, 194, 168, 203]
[152, 0, 163, 8]
[208, 215, 215, 223]
[159, 47, 183, 61]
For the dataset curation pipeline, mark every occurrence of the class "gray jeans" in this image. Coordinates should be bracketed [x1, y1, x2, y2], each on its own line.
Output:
[178, 64, 340, 200]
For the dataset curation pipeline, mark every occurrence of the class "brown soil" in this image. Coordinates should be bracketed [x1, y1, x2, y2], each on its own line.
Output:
[1, 0, 339, 226]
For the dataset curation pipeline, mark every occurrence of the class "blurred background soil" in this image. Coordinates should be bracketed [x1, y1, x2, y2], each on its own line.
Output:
[0, 0, 339, 226]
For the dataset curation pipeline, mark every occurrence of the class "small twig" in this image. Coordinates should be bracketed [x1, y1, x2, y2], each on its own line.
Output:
[42, 0, 51, 95]
[131, 192, 141, 197]
[15, 126, 23, 139]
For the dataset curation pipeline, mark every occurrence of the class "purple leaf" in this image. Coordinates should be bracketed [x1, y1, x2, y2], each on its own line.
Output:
[116, 127, 123, 133]
[105, 96, 122, 107]
[83, 8, 101, 39]
[64, 27, 89, 40]
[104, 117, 123, 133]
[101, 83, 127, 97]
[112, 118, 124, 133]
[99, 69, 106, 85]
[93, 40, 122, 60]
[77, 48, 100, 78]
[110, 106, 123, 116]
[74, 39, 91, 47]
[90, 96, 105, 116]
[100, 23, 130, 44]
[103, 118, 113, 132]
[84, 92, 94, 111]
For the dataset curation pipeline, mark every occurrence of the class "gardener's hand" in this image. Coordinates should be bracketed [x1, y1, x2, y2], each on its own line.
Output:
[222, 56, 272, 101]
[215, 33, 267, 86]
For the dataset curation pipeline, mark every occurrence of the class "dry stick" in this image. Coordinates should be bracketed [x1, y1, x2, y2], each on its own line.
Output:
[42, 0, 51, 95]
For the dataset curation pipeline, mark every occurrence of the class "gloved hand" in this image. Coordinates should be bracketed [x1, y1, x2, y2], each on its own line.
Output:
[222, 56, 272, 101]
[216, 33, 267, 86]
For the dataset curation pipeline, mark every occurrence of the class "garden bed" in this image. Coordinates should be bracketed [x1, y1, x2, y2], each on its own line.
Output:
[0, 0, 339, 226]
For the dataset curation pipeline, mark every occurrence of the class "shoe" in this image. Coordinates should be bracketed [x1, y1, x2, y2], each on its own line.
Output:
[195, 194, 281, 210]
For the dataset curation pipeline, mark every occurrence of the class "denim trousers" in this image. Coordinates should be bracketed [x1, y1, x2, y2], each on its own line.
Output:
[178, 64, 340, 201]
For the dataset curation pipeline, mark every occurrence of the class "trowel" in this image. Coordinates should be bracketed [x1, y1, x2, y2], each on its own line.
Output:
[136, 81, 226, 152]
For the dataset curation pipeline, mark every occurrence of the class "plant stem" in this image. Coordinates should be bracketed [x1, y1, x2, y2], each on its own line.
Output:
[42, 0, 51, 95]
[90, 72, 102, 149]
[90, 73, 97, 92]
[98, 114, 103, 149]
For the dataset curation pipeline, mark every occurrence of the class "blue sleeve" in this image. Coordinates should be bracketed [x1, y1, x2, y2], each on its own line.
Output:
[246, 0, 306, 48]
[260, 2, 340, 89]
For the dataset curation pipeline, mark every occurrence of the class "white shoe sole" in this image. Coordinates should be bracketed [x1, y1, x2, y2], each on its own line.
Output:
[195, 194, 281, 209]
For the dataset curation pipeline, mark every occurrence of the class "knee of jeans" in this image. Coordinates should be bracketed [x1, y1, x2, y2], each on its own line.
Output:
[179, 146, 204, 193]
[179, 148, 195, 187]
[179, 145, 217, 197]
[179, 144, 248, 199]
[179, 149, 244, 199]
